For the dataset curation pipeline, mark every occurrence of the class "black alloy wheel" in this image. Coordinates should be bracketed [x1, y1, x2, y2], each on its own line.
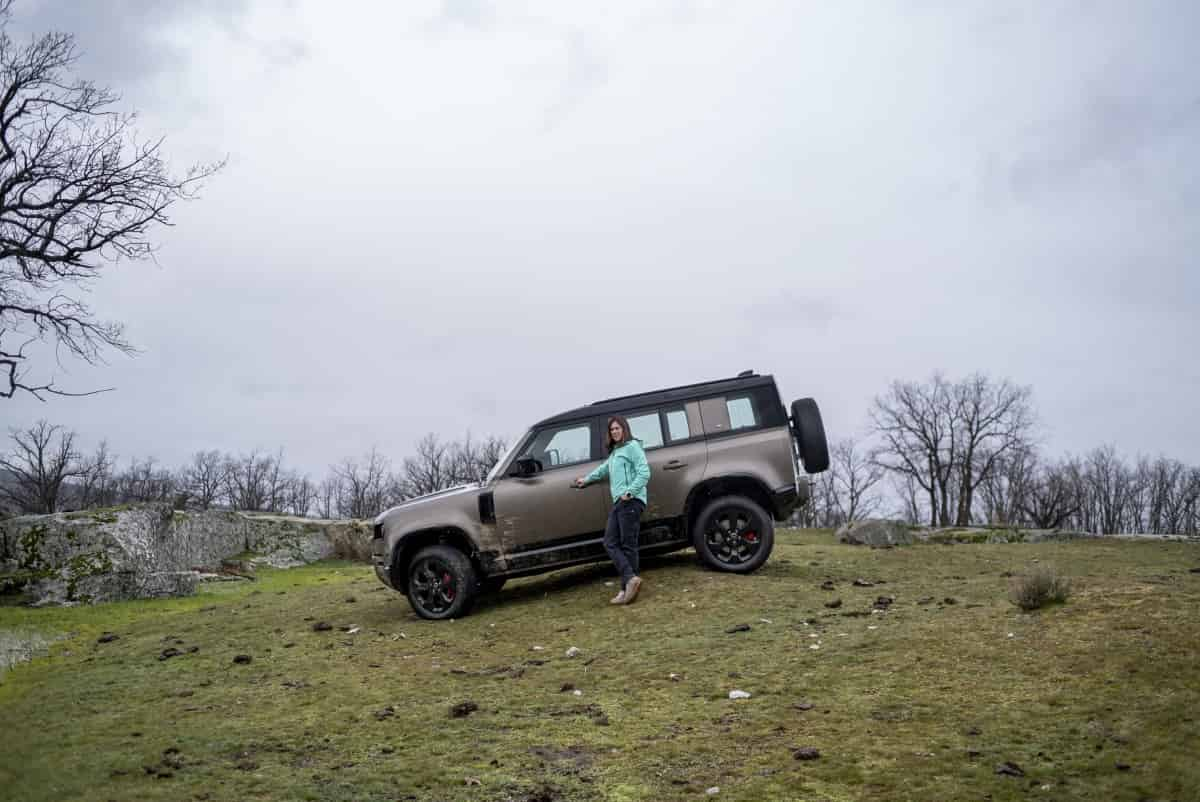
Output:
[406, 545, 477, 620]
[693, 495, 775, 574]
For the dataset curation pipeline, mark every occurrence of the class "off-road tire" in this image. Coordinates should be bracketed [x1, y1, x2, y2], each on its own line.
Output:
[406, 545, 478, 620]
[693, 495, 775, 574]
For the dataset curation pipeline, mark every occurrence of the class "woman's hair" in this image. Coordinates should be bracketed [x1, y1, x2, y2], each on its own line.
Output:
[605, 415, 634, 453]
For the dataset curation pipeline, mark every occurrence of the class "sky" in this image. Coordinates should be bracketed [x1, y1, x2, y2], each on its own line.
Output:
[3, 0, 1199, 479]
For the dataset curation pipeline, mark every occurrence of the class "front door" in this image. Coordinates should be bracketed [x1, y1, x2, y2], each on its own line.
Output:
[490, 420, 609, 568]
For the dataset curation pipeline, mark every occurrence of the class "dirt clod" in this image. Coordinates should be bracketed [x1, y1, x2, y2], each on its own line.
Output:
[232, 654, 252, 664]
[996, 761, 1025, 777]
[312, 622, 333, 632]
[824, 599, 842, 609]
[725, 624, 751, 634]
[792, 746, 821, 760]
[450, 700, 479, 718]
[97, 633, 119, 644]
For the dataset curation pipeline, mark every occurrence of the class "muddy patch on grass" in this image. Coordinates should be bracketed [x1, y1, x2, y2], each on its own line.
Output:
[0, 628, 65, 676]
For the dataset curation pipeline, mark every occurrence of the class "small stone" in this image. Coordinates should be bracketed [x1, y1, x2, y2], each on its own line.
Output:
[917, 597, 935, 605]
[530, 645, 545, 651]
[1115, 762, 1131, 771]
[706, 786, 720, 795]
[572, 689, 583, 697]
[345, 596, 357, 603]
[668, 673, 682, 682]
[809, 644, 820, 650]
[374, 706, 395, 720]
[380, 746, 395, 754]
[97, 633, 120, 644]
[874, 596, 894, 608]
[852, 578, 874, 587]
[725, 624, 751, 634]
[943, 597, 958, 605]
[728, 690, 751, 700]
[560, 683, 575, 692]
[820, 580, 836, 590]
[312, 622, 333, 632]
[758, 618, 773, 625]
[823, 599, 842, 609]
[794, 701, 814, 711]
[565, 646, 581, 658]
[465, 777, 481, 786]
[158, 648, 182, 661]
[792, 747, 821, 761]
[232, 654, 252, 664]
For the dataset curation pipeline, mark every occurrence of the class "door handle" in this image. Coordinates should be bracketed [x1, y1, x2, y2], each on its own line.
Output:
[663, 461, 687, 471]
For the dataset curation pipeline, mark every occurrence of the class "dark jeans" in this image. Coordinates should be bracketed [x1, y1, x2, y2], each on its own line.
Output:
[603, 498, 645, 589]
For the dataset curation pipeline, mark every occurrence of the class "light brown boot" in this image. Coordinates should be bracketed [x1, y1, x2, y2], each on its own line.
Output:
[623, 576, 642, 604]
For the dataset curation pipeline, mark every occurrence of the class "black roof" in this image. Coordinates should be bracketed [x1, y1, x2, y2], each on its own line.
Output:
[535, 372, 778, 428]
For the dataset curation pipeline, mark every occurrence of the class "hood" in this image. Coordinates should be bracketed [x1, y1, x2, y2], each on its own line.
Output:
[373, 484, 478, 525]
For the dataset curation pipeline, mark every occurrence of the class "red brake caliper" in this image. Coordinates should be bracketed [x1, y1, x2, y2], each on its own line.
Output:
[744, 531, 758, 543]
[443, 572, 455, 599]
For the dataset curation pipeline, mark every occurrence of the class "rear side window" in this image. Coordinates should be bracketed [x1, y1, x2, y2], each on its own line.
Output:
[664, 408, 690, 442]
[627, 412, 664, 449]
[702, 385, 787, 436]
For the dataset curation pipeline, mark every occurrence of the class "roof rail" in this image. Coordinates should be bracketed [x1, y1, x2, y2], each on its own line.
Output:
[590, 371, 759, 406]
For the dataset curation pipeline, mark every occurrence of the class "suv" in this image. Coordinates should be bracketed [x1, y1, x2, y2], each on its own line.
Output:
[372, 371, 829, 619]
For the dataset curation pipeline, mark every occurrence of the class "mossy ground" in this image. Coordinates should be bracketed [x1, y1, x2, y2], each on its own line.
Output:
[1, 530, 1198, 802]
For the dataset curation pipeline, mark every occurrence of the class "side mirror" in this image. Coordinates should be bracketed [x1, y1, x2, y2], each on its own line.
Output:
[508, 456, 543, 478]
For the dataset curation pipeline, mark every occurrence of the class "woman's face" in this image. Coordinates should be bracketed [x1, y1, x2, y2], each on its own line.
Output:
[609, 421, 624, 444]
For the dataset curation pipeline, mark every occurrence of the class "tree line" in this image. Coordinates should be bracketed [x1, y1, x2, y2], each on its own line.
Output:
[4, 372, 1198, 534]
[0, 421, 506, 520]
[793, 373, 1199, 535]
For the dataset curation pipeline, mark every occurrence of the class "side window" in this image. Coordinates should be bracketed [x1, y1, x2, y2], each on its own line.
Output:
[664, 408, 690, 442]
[726, 395, 758, 430]
[519, 423, 592, 469]
[627, 412, 664, 449]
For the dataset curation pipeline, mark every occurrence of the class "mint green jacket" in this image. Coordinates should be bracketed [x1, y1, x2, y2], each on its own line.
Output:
[584, 439, 651, 504]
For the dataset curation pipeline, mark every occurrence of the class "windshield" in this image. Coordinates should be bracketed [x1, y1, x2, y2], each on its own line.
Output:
[484, 432, 528, 484]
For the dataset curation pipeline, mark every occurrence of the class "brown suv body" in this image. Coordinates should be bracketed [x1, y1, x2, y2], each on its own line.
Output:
[372, 372, 828, 619]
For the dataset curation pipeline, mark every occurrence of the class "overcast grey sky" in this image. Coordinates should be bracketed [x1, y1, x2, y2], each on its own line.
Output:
[4, 0, 1199, 478]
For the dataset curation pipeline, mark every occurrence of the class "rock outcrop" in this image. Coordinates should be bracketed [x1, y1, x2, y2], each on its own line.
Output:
[0, 504, 371, 605]
[835, 519, 914, 547]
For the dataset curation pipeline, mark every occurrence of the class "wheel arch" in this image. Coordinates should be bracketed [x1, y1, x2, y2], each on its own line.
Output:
[683, 474, 775, 541]
[389, 526, 481, 592]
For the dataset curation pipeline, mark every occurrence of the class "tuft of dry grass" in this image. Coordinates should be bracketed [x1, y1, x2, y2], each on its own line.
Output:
[1009, 563, 1072, 610]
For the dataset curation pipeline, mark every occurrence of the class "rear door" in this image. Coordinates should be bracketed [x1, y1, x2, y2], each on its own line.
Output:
[621, 402, 707, 524]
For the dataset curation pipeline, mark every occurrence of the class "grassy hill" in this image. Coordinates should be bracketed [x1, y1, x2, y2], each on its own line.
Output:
[1, 529, 1197, 802]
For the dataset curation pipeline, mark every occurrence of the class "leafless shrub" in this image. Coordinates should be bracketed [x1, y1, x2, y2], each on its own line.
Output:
[1008, 564, 1071, 611]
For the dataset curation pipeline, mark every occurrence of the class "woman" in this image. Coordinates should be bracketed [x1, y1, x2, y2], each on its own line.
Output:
[575, 416, 651, 605]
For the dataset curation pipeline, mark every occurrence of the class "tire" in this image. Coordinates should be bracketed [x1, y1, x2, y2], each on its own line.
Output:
[478, 577, 507, 594]
[790, 398, 830, 473]
[692, 495, 774, 574]
[405, 545, 478, 620]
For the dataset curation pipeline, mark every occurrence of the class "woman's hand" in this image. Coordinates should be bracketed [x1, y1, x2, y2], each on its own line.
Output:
[574, 477, 586, 488]
[621, 492, 633, 501]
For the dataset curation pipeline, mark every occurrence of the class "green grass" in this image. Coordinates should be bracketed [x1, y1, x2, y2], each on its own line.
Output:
[1, 530, 1198, 802]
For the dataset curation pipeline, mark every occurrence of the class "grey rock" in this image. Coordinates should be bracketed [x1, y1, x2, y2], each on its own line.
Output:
[835, 519, 914, 547]
[0, 504, 371, 606]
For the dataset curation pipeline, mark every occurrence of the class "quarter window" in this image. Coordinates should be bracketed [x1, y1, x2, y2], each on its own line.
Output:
[727, 395, 758, 430]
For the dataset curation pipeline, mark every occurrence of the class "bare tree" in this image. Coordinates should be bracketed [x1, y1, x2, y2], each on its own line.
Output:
[286, 474, 316, 517]
[1019, 457, 1081, 530]
[0, 419, 81, 512]
[0, 3, 222, 399]
[113, 456, 175, 503]
[976, 445, 1038, 526]
[332, 447, 391, 519]
[871, 373, 1034, 526]
[315, 476, 340, 520]
[402, 434, 456, 497]
[77, 439, 115, 508]
[450, 433, 507, 484]
[180, 449, 227, 510]
[224, 451, 274, 512]
[829, 437, 884, 522]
